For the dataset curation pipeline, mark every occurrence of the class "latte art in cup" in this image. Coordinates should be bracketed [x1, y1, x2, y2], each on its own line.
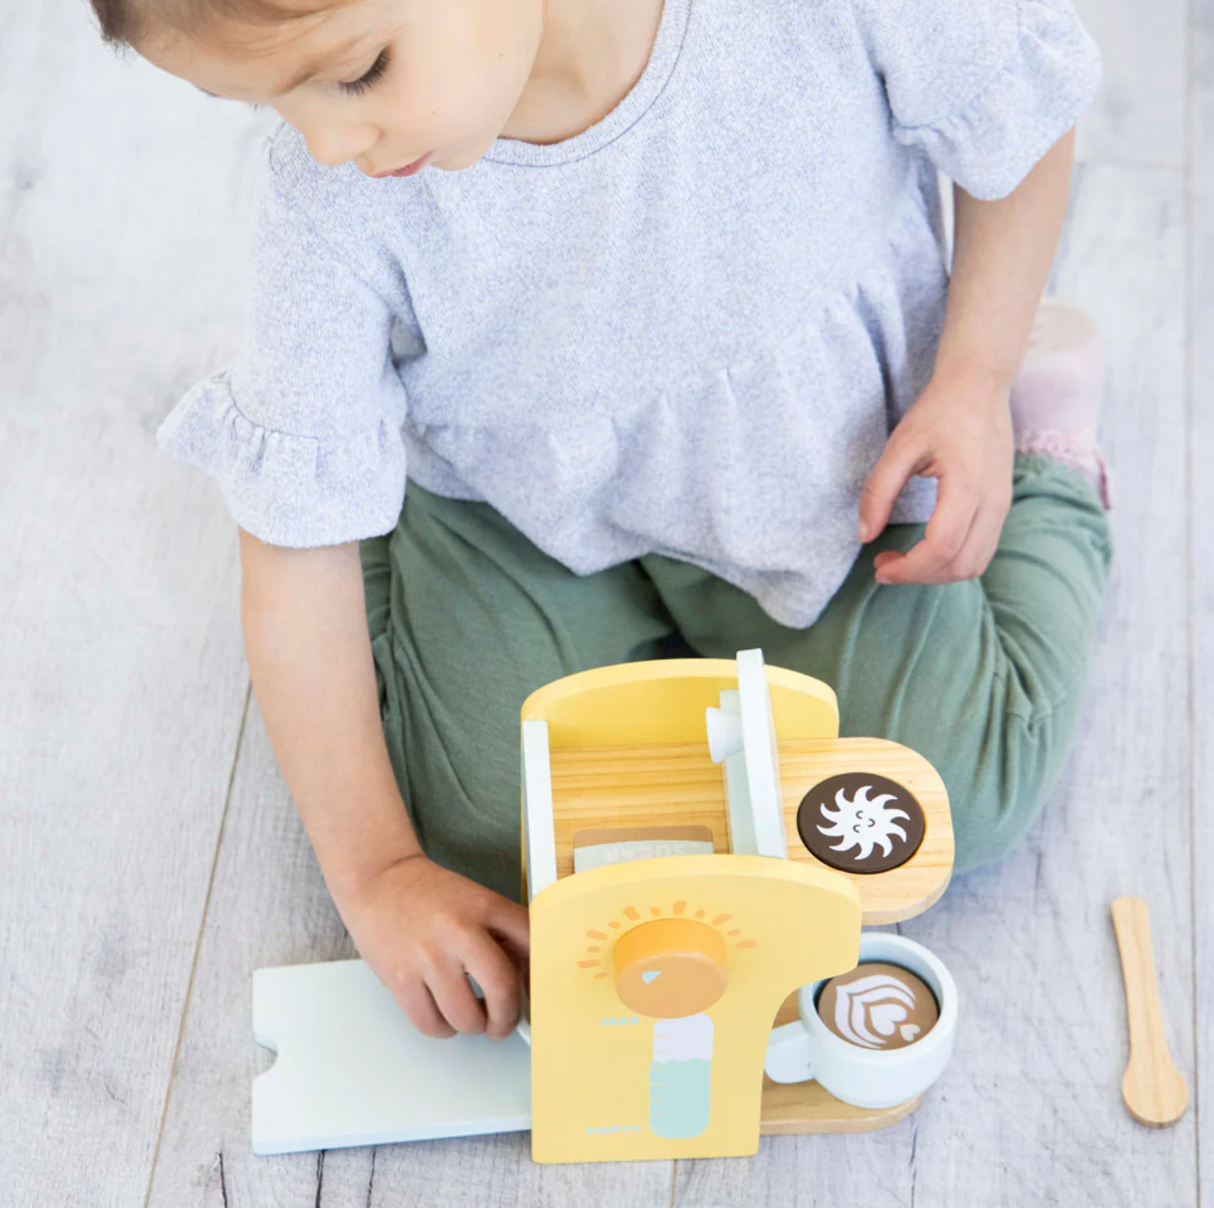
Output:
[814, 961, 939, 1051]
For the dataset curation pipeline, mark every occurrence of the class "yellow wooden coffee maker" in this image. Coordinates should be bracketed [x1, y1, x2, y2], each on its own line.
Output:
[519, 649, 954, 1164]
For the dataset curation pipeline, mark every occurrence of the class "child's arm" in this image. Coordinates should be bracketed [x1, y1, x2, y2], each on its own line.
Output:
[856, 126, 1078, 585]
[238, 530, 529, 1040]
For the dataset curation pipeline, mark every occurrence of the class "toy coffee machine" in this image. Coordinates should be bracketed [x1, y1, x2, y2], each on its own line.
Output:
[250, 649, 958, 1164]
[522, 648, 957, 1162]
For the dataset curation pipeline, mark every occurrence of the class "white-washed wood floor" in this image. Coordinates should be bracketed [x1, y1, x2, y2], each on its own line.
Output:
[1, 0, 1208, 1204]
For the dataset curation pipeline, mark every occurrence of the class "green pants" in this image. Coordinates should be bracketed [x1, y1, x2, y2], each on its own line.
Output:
[361, 455, 1112, 904]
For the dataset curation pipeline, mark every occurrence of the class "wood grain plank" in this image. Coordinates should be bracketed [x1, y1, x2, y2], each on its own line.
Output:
[1070, 0, 1186, 167]
[1188, 0, 1214, 1192]
[144, 703, 374, 1208]
[0, 7, 270, 1206]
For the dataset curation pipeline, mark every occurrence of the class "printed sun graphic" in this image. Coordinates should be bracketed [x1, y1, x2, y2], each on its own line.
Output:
[817, 783, 910, 862]
[796, 772, 926, 874]
[576, 900, 757, 980]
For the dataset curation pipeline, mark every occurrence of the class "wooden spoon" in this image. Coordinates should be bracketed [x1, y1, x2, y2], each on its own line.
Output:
[1110, 895, 1188, 1127]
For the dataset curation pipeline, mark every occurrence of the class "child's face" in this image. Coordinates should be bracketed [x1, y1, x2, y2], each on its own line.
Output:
[137, 0, 542, 176]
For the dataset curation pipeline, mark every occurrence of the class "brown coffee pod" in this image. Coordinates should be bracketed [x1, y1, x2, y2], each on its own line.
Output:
[796, 772, 925, 873]
[815, 962, 939, 1051]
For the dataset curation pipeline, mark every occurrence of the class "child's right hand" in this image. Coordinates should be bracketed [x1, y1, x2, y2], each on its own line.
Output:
[340, 854, 530, 1040]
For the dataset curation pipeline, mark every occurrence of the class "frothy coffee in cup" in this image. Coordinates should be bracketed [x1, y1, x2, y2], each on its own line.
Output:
[814, 961, 939, 1051]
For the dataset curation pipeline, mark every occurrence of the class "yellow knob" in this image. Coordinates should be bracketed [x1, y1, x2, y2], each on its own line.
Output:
[613, 918, 728, 1018]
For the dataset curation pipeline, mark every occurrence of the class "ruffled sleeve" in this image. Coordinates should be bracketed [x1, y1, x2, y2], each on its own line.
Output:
[155, 138, 411, 547]
[852, 0, 1103, 201]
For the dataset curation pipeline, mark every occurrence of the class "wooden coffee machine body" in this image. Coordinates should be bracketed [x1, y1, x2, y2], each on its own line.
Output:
[520, 652, 955, 1164]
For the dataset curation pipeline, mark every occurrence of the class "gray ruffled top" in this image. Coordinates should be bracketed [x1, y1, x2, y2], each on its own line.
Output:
[156, 0, 1102, 626]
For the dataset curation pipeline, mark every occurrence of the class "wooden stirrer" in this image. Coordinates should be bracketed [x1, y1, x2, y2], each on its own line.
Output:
[1110, 895, 1187, 1127]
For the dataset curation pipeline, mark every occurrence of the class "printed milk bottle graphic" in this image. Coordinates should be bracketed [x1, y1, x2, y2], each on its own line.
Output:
[649, 1014, 713, 1138]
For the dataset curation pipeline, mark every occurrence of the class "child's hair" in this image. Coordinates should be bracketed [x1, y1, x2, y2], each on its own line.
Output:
[87, 0, 334, 52]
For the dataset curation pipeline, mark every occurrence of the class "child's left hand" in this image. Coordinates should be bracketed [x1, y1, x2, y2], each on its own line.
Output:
[856, 368, 1014, 585]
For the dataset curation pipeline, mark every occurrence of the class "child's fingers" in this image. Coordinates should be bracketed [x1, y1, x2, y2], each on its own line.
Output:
[462, 933, 524, 1040]
[426, 956, 491, 1036]
[497, 937, 532, 998]
[394, 974, 457, 1040]
[946, 502, 1004, 582]
[488, 896, 532, 956]
[488, 899, 532, 997]
[877, 496, 1006, 585]
[875, 476, 981, 585]
[858, 431, 926, 543]
[928, 489, 1010, 584]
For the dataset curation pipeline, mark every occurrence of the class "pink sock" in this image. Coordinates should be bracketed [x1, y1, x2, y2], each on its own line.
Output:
[1008, 298, 1112, 509]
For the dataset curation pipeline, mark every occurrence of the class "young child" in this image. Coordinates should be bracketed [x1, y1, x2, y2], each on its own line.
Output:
[94, 0, 1112, 1043]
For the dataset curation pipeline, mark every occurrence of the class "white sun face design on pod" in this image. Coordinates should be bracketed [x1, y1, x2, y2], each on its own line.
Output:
[816, 784, 910, 862]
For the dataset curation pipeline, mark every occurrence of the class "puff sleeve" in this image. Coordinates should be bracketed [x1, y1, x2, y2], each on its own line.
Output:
[852, 0, 1103, 200]
[155, 148, 410, 547]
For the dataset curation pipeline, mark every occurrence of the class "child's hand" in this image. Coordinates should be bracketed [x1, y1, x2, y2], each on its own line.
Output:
[341, 854, 530, 1040]
[857, 369, 1014, 585]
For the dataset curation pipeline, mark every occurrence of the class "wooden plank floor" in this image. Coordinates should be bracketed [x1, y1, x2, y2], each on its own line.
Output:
[1190, 0, 1212, 1203]
[0, 1, 1204, 1204]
